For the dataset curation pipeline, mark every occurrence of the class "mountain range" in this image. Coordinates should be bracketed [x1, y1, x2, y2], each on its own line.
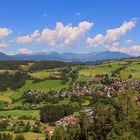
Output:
[0, 51, 132, 62]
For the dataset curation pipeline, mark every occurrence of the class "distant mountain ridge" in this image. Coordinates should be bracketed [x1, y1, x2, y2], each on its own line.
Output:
[0, 52, 13, 60]
[0, 51, 132, 62]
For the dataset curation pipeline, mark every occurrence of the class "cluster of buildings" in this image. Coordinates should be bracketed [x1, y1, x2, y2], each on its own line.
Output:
[44, 109, 93, 134]
[62, 78, 140, 97]
[56, 116, 78, 126]
[44, 125, 54, 134]
[26, 89, 47, 96]
[0, 116, 36, 131]
[43, 116, 78, 134]
[25, 78, 140, 101]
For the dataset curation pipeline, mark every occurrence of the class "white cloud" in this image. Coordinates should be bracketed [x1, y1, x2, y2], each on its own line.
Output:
[0, 28, 12, 38]
[86, 19, 136, 49]
[0, 43, 10, 48]
[14, 21, 93, 48]
[16, 30, 40, 44]
[38, 21, 93, 48]
[0, 39, 10, 48]
[111, 45, 140, 56]
[0, 27, 12, 48]
[125, 39, 133, 43]
[18, 48, 32, 54]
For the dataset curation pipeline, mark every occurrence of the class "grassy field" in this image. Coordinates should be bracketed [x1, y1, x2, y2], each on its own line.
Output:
[79, 60, 129, 77]
[11, 79, 68, 100]
[79, 65, 114, 77]
[0, 91, 12, 103]
[29, 71, 49, 79]
[120, 61, 140, 79]
[2, 131, 45, 140]
[77, 75, 90, 82]
[7, 100, 23, 109]
[0, 110, 40, 118]
[57, 98, 71, 105]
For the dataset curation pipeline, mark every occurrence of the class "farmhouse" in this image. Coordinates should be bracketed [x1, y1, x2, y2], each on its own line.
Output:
[44, 125, 54, 134]
[56, 116, 78, 126]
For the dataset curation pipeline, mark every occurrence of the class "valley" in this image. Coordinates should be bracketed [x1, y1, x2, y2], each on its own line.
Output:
[0, 59, 140, 139]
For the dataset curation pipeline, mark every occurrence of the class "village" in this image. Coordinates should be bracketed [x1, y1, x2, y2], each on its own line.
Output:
[17, 75, 140, 136]
[25, 75, 140, 102]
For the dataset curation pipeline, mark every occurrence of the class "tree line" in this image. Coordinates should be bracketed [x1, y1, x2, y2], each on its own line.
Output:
[0, 71, 29, 91]
[40, 104, 80, 123]
[46, 89, 140, 140]
[29, 61, 74, 71]
[0, 61, 30, 70]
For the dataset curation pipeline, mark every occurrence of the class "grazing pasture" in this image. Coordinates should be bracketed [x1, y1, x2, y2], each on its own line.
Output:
[119, 61, 140, 79]
[0, 91, 12, 103]
[29, 71, 49, 79]
[11, 80, 68, 100]
[2, 131, 45, 140]
[0, 110, 40, 118]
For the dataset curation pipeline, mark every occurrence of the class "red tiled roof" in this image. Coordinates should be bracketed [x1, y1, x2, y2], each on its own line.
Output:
[65, 117, 77, 124]
[44, 125, 52, 132]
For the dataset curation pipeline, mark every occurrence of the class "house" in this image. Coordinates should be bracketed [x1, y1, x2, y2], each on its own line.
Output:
[56, 116, 78, 126]
[44, 125, 54, 134]
[65, 116, 77, 124]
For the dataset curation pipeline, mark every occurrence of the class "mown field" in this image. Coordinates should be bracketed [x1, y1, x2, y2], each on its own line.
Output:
[0, 110, 40, 119]
[29, 71, 49, 79]
[2, 131, 45, 140]
[11, 79, 68, 101]
[79, 59, 140, 80]
[0, 91, 12, 103]
[119, 60, 140, 79]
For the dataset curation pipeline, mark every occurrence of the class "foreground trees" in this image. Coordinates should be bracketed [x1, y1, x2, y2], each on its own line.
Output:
[0, 133, 13, 140]
[0, 71, 29, 91]
[46, 89, 140, 140]
[40, 104, 80, 123]
[14, 134, 25, 140]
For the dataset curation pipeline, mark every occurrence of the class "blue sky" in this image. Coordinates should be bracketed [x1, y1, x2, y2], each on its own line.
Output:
[0, 0, 140, 56]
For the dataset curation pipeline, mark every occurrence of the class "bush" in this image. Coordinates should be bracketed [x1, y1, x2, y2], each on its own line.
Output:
[14, 134, 25, 140]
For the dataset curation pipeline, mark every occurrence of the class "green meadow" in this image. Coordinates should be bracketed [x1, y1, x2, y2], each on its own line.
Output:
[120, 61, 140, 79]
[29, 71, 49, 79]
[11, 79, 68, 100]
[0, 110, 40, 118]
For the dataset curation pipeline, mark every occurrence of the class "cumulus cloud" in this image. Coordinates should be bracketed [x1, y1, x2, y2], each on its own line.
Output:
[0, 28, 12, 48]
[111, 45, 140, 56]
[86, 19, 136, 49]
[14, 21, 93, 48]
[0, 28, 12, 38]
[38, 21, 93, 48]
[17, 48, 32, 54]
[0, 39, 10, 48]
[16, 30, 40, 44]
[0, 43, 10, 48]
